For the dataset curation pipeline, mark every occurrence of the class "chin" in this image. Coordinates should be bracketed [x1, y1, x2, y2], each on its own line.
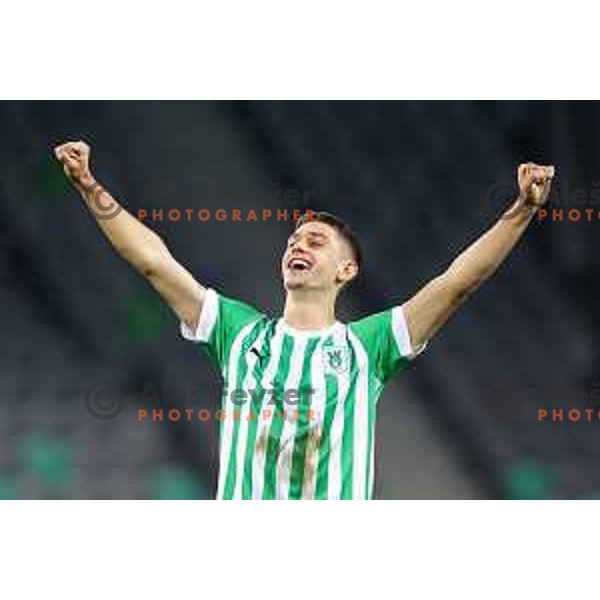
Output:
[284, 278, 306, 291]
[284, 272, 317, 290]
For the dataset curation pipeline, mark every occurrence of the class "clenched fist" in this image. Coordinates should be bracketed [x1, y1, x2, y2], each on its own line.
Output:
[54, 140, 95, 190]
[518, 162, 555, 208]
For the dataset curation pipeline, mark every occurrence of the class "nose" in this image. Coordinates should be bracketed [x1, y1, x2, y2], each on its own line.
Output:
[290, 236, 309, 253]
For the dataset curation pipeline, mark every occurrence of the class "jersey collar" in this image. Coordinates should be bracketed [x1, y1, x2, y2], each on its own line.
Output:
[277, 318, 344, 339]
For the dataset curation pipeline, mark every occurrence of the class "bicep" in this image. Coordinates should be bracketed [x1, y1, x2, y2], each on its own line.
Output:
[402, 273, 466, 350]
[143, 253, 206, 332]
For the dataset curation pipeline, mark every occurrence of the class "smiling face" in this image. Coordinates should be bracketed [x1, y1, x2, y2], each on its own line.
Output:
[281, 220, 359, 293]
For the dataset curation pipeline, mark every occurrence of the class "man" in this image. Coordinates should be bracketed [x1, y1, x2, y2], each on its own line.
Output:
[54, 140, 554, 500]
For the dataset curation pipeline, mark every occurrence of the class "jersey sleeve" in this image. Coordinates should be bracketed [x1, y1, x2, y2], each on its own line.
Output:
[179, 288, 263, 373]
[349, 305, 426, 384]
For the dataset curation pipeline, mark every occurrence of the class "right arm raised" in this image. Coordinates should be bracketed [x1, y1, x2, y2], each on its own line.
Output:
[54, 140, 205, 332]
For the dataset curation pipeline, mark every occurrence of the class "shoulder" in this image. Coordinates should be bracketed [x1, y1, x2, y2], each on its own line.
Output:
[347, 305, 419, 358]
[348, 308, 394, 339]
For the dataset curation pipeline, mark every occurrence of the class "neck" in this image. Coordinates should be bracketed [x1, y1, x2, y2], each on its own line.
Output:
[283, 288, 337, 330]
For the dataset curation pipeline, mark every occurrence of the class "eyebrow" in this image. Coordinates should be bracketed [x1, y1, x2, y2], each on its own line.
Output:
[289, 230, 328, 243]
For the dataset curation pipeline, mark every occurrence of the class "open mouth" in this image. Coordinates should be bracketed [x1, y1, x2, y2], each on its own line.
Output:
[287, 255, 314, 273]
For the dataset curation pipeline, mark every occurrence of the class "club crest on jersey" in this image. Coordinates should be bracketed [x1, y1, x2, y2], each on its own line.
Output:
[324, 346, 349, 374]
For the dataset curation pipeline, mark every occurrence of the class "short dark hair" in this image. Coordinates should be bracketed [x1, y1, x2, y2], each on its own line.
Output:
[295, 211, 363, 273]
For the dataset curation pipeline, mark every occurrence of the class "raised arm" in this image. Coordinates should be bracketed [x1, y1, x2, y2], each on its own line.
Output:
[403, 162, 555, 351]
[54, 140, 205, 331]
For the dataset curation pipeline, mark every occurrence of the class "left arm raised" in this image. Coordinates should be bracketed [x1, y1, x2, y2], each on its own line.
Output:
[403, 162, 555, 351]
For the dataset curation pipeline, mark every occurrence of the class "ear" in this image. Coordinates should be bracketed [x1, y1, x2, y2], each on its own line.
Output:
[335, 259, 359, 285]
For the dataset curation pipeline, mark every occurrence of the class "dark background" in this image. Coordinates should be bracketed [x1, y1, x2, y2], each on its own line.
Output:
[0, 101, 597, 499]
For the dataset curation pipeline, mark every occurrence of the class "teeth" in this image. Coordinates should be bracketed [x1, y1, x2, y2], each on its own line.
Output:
[290, 258, 310, 269]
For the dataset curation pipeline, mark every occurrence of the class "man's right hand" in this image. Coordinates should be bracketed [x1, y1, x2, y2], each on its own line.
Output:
[54, 140, 95, 190]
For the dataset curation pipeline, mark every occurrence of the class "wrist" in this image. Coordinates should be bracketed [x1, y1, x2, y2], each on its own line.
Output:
[503, 196, 537, 225]
[75, 173, 97, 196]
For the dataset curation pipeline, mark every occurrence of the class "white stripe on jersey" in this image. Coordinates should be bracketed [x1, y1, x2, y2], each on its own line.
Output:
[327, 325, 351, 500]
[275, 335, 308, 500]
[216, 321, 257, 500]
[301, 336, 327, 499]
[232, 327, 269, 499]
[348, 329, 370, 500]
[251, 326, 285, 499]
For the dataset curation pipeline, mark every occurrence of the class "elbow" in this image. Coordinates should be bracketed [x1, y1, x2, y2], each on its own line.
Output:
[121, 244, 170, 280]
[139, 259, 158, 279]
[441, 270, 480, 304]
[137, 251, 169, 280]
[115, 228, 170, 278]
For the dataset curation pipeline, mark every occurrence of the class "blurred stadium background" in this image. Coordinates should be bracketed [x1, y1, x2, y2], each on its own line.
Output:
[0, 100, 598, 499]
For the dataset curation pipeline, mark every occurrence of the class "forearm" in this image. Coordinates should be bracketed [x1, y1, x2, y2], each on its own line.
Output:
[75, 176, 169, 275]
[444, 198, 537, 296]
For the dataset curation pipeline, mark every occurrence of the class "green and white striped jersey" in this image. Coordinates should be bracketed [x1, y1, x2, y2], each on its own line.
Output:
[181, 288, 424, 500]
